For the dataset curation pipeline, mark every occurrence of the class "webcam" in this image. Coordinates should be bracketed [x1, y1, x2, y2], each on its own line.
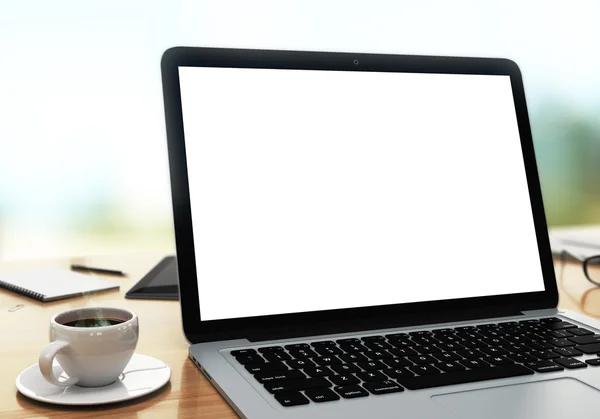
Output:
[353, 60, 359, 65]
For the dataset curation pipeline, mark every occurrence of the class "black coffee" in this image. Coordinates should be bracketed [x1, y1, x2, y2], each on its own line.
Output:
[63, 318, 124, 328]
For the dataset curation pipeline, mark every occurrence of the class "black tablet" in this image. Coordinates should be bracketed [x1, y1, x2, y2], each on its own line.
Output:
[125, 256, 179, 300]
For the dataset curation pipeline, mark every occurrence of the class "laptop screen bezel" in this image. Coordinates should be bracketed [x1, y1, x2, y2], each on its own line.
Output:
[161, 46, 558, 344]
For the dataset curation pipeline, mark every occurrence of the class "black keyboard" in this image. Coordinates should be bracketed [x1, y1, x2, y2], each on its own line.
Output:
[230, 318, 600, 407]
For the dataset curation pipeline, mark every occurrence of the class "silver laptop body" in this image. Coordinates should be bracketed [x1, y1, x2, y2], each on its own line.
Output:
[161, 46, 600, 419]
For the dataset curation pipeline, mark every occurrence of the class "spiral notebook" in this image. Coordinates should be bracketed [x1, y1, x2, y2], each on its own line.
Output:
[0, 268, 119, 302]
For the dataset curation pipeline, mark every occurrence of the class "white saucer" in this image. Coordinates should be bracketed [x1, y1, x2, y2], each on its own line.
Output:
[16, 354, 171, 406]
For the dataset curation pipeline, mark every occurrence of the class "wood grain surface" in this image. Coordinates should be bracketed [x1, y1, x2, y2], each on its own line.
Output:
[0, 254, 596, 418]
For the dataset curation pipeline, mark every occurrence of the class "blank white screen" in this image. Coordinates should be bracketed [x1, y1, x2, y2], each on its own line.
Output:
[178, 66, 546, 321]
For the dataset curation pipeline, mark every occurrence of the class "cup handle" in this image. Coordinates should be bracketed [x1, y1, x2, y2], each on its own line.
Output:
[38, 340, 79, 387]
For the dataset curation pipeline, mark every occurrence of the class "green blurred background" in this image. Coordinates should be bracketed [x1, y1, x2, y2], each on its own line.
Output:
[532, 105, 600, 226]
[1, 1, 599, 259]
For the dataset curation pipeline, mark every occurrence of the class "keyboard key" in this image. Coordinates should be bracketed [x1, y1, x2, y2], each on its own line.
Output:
[383, 358, 412, 368]
[274, 392, 309, 407]
[530, 350, 560, 360]
[506, 353, 537, 364]
[339, 343, 368, 353]
[357, 360, 386, 371]
[459, 359, 490, 369]
[245, 361, 287, 374]
[335, 384, 369, 399]
[481, 337, 511, 347]
[384, 367, 415, 379]
[408, 354, 437, 364]
[434, 352, 461, 362]
[485, 356, 514, 366]
[314, 356, 341, 365]
[389, 339, 413, 349]
[543, 321, 577, 330]
[432, 328, 455, 334]
[315, 346, 343, 356]
[305, 388, 340, 403]
[231, 349, 256, 356]
[498, 321, 520, 328]
[435, 334, 463, 343]
[540, 317, 562, 323]
[411, 336, 439, 346]
[526, 341, 553, 351]
[357, 370, 388, 382]
[362, 335, 386, 341]
[409, 364, 441, 376]
[501, 327, 525, 334]
[339, 353, 368, 363]
[569, 328, 595, 336]
[255, 370, 305, 383]
[456, 332, 484, 340]
[304, 366, 334, 377]
[548, 330, 575, 338]
[289, 348, 318, 359]
[389, 348, 418, 357]
[287, 359, 315, 369]
[585, 358, 600, 366]
[397, 364, 533, 390]
[522, 326, 546, 335]
[476, 323, 499, 329]
[520, 319, 541, 325]
[505, 344, 529, 353]
[525, 360, 564, 373]
[553, 347, 583, 357]
[481, 347, 509, 356]
[263, 351, 292, 362]
[386, 332, 409, 340]
[363, 380, 404, 395]
[549, 338, 575, 348]
[455, 326, 478, 332]
[568, 335, 600, 345]
[478, 329, 506, 339]
[460, 340, 486, 349]
[235, 354, 265, 365]
[264, 377, 331, 393]
[329, 374, 360, 385]
[574, 343, 600, 354]
[364, 341, 393, 350]
[311, 340, 337, 347]
[337, 338, 361, 344]
[437, 362, 466, 372]
[437, 342, 464, 352]
[502, 327, 527, 336]
[414, 345, 442, 354]
[516, 325, 538, 333]
[258, 346, 284, 353]
[409, 330, 433, 336]
[506, 335, 534, 345]
[285, 343, 310, 350]
[365, 350, 393, 360]
[456, 349, 486, 359]
[554, 357, 587, 369]
[331, 363, 361, 374]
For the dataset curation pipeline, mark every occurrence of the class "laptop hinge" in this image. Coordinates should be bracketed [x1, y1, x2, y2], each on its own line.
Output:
[245, 306, 523, 343]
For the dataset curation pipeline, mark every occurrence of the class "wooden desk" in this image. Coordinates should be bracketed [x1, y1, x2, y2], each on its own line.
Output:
[0, 253, 237, 419]
[1, 254, 597, 418]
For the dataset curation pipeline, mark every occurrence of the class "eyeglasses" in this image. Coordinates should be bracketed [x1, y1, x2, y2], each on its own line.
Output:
[558, 251, 600, 318]
[582, 255, 600, 286]
[560, 251, 600, 286]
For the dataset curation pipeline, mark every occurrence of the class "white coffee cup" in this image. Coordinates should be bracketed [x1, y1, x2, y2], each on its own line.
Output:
[38, 307, 139, 387]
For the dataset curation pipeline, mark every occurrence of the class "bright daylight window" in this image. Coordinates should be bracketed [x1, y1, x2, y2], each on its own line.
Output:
[1, 1, 599, 260]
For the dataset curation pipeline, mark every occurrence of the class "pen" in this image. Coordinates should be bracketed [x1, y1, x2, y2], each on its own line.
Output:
[70, 264, 127, 277]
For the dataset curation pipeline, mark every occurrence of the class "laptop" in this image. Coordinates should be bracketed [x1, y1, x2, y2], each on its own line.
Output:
[161, 47, 600, 419]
